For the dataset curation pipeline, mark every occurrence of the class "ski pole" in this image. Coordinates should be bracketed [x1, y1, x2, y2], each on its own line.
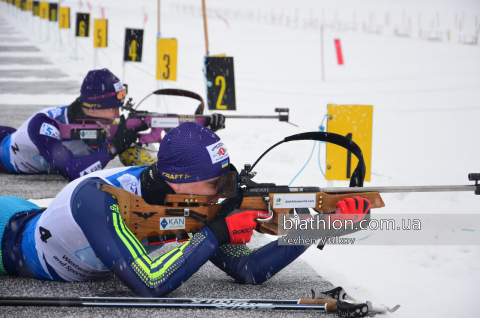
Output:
[0, 296, 332, 311]
[1, 292, 399, 316]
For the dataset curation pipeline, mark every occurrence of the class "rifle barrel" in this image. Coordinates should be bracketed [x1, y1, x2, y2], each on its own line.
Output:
[321, 185, 476, 194]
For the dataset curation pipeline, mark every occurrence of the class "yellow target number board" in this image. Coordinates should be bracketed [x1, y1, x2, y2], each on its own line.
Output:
[156, 38, 177, 81]
[39, 1, 49, 19]
[58, 7, 70, 29]
[93, 19, 108, 48]
[326, 105, 373, 182]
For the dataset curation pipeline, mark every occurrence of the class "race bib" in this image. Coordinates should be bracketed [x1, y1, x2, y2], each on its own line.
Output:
[40, 123, 60, 140]
[117, 173, 139, 193]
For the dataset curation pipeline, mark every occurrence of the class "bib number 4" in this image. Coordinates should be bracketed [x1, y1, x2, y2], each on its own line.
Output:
[39, 226, 52, 243]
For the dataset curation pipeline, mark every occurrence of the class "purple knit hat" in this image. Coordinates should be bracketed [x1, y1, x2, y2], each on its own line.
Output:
[157, 122, 230, 183]
[80, 69, 126, 110]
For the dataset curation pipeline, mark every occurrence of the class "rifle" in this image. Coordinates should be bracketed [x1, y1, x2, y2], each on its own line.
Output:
[56, 89, 293, 145]
[101, 131, 479, 247]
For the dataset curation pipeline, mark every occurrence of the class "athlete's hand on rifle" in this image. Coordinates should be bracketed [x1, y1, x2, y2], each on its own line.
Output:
[208, 209, 271, 245]
[205, 113, 225, 132]
[108, 115, 149, 156]
[328, 197, 371, 224]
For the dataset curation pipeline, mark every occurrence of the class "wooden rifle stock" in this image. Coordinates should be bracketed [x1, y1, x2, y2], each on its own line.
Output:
[240, 192, 384, 235]
[102, 185, 384, 244]
[102, 185, 222, 244]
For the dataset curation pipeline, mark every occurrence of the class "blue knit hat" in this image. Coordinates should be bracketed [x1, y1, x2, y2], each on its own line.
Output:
[157, 122, 230, 183]
[80, 69, 126, 110]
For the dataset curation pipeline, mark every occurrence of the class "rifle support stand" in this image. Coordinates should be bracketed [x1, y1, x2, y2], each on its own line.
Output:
[468, 173, 480, 195]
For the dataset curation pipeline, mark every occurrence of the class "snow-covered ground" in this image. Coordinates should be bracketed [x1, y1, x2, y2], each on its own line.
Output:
[2, 0, 480, 316]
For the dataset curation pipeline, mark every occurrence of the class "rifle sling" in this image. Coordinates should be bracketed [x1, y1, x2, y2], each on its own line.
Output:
[284, 132, 366, 187]
[152, 89, 205, 115]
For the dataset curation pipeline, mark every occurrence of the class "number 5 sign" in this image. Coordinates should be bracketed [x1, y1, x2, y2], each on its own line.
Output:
[156, 38, 177, 81]
[205, 57, 236, 110]
[93, 19, 108, 48]
[326, 105, 373, 182]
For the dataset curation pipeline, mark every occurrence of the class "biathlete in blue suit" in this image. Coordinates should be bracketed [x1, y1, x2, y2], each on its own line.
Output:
[0, 122, 370, 297]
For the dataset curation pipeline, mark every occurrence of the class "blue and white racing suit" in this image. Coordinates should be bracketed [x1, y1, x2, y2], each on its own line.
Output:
[0, 167, 310, 297]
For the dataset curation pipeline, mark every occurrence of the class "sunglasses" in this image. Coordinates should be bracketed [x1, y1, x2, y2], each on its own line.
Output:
[117, 90, 126, 100]
[87, 84, 128, 101]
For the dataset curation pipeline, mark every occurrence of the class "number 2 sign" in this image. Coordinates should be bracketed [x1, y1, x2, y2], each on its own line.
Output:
[205, 56, 236, 111]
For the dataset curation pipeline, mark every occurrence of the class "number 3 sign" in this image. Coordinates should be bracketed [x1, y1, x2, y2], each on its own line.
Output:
[205, 57, 236, 111]
[156, 38, 177, 81]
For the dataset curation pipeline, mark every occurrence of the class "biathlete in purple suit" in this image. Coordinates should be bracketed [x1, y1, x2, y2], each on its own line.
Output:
[0, 68, 150, 181]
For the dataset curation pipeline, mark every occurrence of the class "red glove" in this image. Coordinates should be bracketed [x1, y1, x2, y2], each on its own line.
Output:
[225, 210, 271, 244]
[208, 210, 271, 245]
[327, 197, 371, 225]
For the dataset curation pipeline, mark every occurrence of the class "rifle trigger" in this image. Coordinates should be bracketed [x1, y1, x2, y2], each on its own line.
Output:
[257, 196, 274, 223]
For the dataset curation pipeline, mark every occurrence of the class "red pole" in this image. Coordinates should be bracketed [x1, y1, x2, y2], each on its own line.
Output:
[334, 39, 344, 65]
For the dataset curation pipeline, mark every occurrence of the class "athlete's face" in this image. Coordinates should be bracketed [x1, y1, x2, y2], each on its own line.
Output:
[170, 177, 220, 202]
[82, 107, 120, 122]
